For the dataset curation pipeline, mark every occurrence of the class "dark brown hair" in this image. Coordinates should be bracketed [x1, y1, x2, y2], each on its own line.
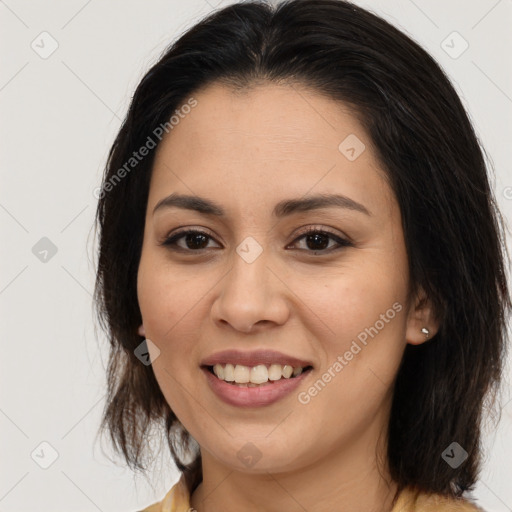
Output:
[94, 0, 511, 499]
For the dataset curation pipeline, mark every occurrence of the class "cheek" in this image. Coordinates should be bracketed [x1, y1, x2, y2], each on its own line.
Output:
[136, 251, 216, 400]
[137, 250, 199, 339]
[137, 259, 173, 336]
[305, 261, 408, 386]
[307, 266, 406, 334]
[137, 255, 204, 413]
[300, 276, 407, 425]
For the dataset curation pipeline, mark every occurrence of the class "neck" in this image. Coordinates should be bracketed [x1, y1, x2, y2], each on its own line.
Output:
[190, 422, 399, 512]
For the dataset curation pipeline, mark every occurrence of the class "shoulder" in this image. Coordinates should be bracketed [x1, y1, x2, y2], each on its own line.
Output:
[138, 478, 486, 512]
[138, 474, 192, 512]
[393, 486, 486, 512]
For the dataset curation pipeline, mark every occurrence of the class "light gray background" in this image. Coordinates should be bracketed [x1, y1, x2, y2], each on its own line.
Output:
[1, 0, 511, 511]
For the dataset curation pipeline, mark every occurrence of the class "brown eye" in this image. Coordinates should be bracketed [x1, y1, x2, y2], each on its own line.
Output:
[289, 227, 352, 254]
[160, 227, 352, 255]
[160, 229, 218, 251]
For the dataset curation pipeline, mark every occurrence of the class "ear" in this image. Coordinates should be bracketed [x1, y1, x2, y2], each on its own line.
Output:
[405, 287, 440, 345]
[138, 324, 146, 337]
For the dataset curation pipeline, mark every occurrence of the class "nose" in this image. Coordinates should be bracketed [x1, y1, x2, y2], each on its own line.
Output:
[210, 247, 290, 334]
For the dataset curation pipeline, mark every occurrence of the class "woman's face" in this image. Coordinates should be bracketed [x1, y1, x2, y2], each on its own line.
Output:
[137, 81, 433, 475]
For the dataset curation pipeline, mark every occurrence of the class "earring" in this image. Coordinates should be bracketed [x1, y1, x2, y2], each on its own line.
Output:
[421, 327, 430, 339]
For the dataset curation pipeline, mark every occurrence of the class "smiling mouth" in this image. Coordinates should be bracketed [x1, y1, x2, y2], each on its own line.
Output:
[204, 363, 314, 387]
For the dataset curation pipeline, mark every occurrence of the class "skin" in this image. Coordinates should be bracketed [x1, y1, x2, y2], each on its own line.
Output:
[136, 81, 439, 512]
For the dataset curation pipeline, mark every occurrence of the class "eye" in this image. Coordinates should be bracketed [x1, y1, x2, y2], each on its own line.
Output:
[159, 226, 352, 254]
[159, 229, 219, 252]
[288, 226, 352, 253]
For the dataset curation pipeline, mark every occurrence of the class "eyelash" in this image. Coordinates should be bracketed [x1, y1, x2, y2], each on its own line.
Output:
[159, 226, 352, 255]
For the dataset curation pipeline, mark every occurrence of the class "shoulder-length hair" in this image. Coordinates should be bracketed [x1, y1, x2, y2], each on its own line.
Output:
[94, 0, 511, 498]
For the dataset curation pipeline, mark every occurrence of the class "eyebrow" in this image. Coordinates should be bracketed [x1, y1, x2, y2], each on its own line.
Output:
[152, 192, 371, 218]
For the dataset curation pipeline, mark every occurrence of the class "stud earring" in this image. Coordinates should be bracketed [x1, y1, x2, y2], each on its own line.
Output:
[421, 327, 430, 339]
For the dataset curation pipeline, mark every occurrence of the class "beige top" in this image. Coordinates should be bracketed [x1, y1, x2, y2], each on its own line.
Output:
[140, 473, 485, 512]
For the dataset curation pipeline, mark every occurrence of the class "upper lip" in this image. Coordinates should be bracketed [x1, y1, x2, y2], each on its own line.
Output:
[200, 349, 314, 369]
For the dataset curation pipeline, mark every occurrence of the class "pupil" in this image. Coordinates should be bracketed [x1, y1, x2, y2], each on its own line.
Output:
[187, 233, 208, 249]
[306, 233, 328, 250]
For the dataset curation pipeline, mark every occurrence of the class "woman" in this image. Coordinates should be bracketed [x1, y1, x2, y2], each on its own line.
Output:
[93, 1, 511, 511]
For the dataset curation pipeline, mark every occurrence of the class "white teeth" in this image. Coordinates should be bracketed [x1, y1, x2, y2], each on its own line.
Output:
[233, 364, 250, 383]
[282, 365, 293, 379]
[211, 363, 307, 384]
[213, 364, 224, 380]
[268, 364, 283, 381]
[250, 364, 268, 384]
[223, 363, 235, 381]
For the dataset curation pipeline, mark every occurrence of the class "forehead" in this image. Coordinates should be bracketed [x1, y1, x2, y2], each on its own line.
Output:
[149, 81, 394, 220]
[155, 81, 368, 163]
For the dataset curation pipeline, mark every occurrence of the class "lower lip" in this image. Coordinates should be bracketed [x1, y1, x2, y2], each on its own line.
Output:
[201, 367, 313, 408]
